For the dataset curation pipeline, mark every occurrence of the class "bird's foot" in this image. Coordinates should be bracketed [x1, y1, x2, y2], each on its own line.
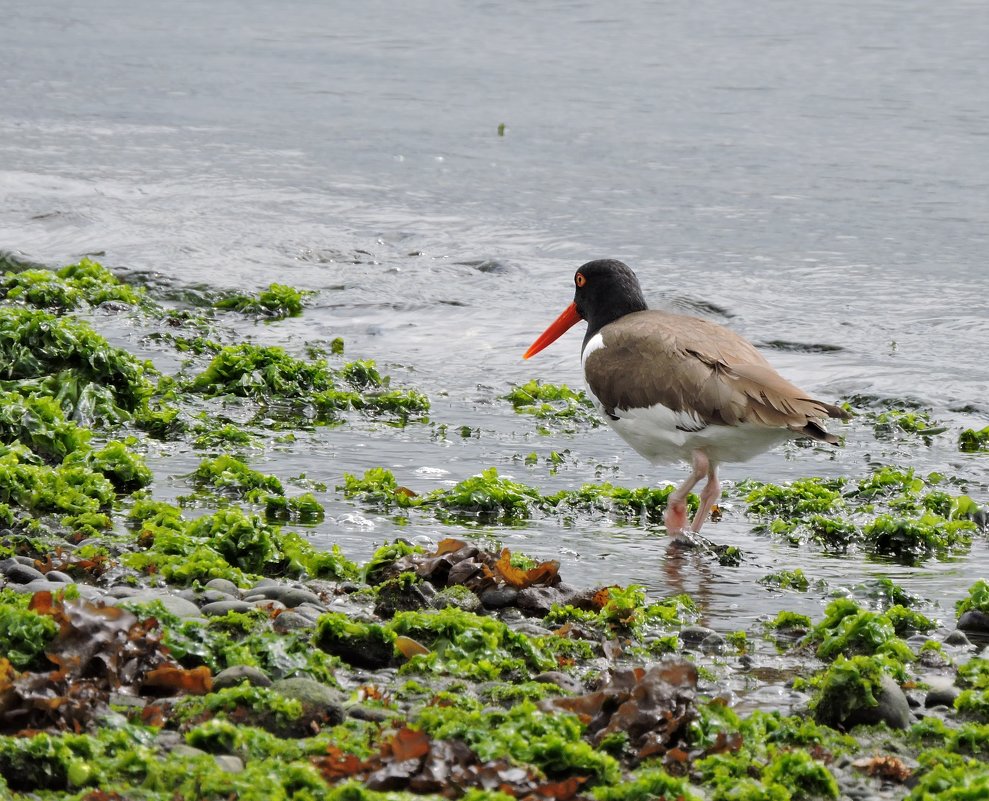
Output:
[663, 501, 689, 535]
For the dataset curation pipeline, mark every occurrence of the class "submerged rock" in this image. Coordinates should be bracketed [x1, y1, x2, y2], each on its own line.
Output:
[957, 609, 989, 634]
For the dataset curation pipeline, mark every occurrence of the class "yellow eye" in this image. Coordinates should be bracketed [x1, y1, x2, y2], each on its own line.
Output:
[575, 272, 586, 288]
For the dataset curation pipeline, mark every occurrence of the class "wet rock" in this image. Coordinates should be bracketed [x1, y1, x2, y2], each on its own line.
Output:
[109, 692, 147, 710]
[119, 590, 202, 619]
[430, 587, 482, 613]
[479, 586, 518, 609]
[0, 561, 46, 584]
[347, 704, 398, 723]
[249, 598, 286, 613]
[512, 621, 554, 638]
[701, 632, 727, 655]
[45, 570, 73, 583]
[214, 755, 244, 773]
[944, 629, 972, 647]
[169, 744, 208, 759]
[106, 585, 142, 599]
[446, 558, 484, 587]
[213, 665, 273, 689]
[205, 577, 242, 597]
[201, 600, 253, 616]
[924, 681, 960, 709]
[679, 625, 717, 648]
[272, 611, 316, 633]
[918, 647, 952, 669]
[247, 585, 322, 608]
[847, 675, 912, 730]
[957, 610, 989, 634]
[533, 671, 584, 695]
[292, 604, 326, 622]
[517, 586, 563, 617]
[7, 580, 100, 600]
[271, 677, 345, 726]
[374, 580, 433, 618]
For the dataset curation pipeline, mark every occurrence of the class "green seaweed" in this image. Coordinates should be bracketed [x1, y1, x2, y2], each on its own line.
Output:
[214, 283, 311, 319]
[958, 425, 989, 453]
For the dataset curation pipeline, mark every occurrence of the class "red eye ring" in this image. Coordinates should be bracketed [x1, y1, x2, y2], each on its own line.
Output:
[575, 272, 586, 288]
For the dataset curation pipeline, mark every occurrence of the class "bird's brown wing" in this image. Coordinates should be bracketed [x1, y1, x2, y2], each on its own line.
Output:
[584, 310, 848, 441]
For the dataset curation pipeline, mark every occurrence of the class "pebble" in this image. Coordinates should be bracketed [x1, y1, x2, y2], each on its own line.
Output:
[679, 625, 717, 647]
[347, 704, 397, 723]
[924, 681, 960, 708]
[292, 604, 326, 622]
[170, 744, 208, 759]
[846, 675, 912, 729]
[271, 678, 345, 725]
[701, 632, 727, 655]
[204, 577, 242, 597]
[45, 570, 73, 583]
[479, 586, 519, 609]
[272, 611, 316, 633]
[0, 561, 46, 584]
[214, 755, 244, 773]
[114, 590, 202, 619]
[430, 588, 482, 614]
[245, 584, 321, 607]
[516, 586, 563, 617]
[956, 609, 989, 634]
[533, 670, 584, 695]
[213, 665, 273, 690]
[944, 629, 972, 647]
[201, 600, 253, 616]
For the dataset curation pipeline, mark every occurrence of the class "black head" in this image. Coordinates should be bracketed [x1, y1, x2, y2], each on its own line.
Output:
[573, 259, 648, 339]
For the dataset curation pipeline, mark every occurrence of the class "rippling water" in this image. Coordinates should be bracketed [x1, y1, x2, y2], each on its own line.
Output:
[2, 0, 988, 628]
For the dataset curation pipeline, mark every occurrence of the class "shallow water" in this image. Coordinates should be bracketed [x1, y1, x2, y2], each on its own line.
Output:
[2, 0, 988, 629]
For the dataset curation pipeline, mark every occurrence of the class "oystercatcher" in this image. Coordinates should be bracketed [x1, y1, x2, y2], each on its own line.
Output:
[523, 259, 848, 534]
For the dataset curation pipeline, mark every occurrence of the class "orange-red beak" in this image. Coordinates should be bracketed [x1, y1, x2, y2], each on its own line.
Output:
[523, 302, 582, 359]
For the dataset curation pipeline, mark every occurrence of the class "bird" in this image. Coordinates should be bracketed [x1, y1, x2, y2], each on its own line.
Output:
[523, 259, 849, 535]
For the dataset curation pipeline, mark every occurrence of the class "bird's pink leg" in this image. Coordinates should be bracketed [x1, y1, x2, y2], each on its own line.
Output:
[664, 450, 709, 535]
[690, 461, 721, 533]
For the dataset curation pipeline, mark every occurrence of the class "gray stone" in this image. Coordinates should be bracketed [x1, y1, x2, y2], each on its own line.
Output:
[347, 704, 398, 723]
[45, 570, 73, 583]
[701, 632, 727, 654]
[430, 587, 482, 614]
[1, 562, 46, 584]
[517, 586, 563, 617]
[479, 585, 519, 609]
[109, 693, 147, 709]
[6, 580, 100, 600]
[213, 665, 273, 690]
[201, 600, 253, 616]
[679, 625, 718, 647]
[271, 678, 345, 725]
[214, 755, 244, 773]
[205, 577, 242, 597]
[170, 744, 208, 759]
[292, 604, 326, 622]
[119, 590, 202, 619]
[533, 671, 584, 695]
[944, 629, 973, 646]
[272, 611, 316, 633]
[247, 584, 321, 608]
[924, 682, 960, 708]
[106, 586, 142, 598]
[249, 598, 286, 613]
[848, 675, 912, 729]
[957, 610, 989, 634]
[250, 577, 282, 590]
